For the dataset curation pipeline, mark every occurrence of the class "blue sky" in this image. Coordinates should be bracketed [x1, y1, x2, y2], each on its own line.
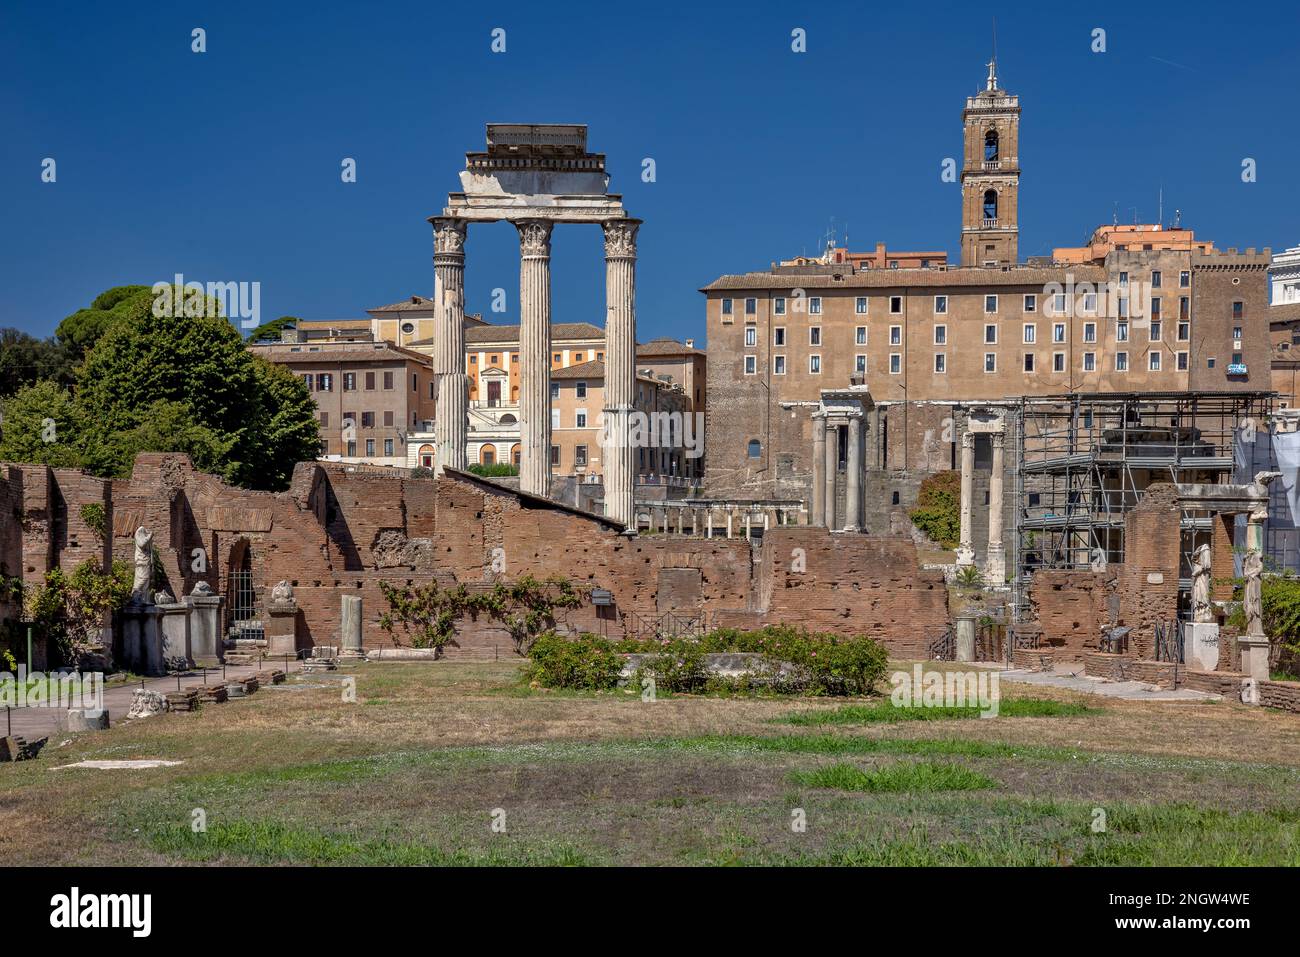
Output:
[2, 0, 1297, 344]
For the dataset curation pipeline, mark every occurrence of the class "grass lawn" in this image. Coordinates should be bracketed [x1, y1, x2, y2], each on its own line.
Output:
[1, 661, 1298, 866]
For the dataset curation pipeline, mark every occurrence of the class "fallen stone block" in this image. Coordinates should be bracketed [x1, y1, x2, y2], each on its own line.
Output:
[165, 689, 199, 713]
[192, 684, 228, 704]
[127, 689, 167, 719]
[60, 709, 110, 732]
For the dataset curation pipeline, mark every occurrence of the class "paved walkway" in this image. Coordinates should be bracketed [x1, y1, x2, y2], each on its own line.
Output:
[3, 658, 302, 742]
[1002, 661, 1218, 702]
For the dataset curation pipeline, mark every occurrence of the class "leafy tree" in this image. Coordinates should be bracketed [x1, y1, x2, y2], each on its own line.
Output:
[239, 357, 321, 489]
[26, 559, 132, 665]
[245, 315, 299, 343]
[54, 285, 152, 364]
[0, 380, 84, 467]
[909, 470, 961, 549]
[80, 399, 236, 479]
[0, 329, 73, 396]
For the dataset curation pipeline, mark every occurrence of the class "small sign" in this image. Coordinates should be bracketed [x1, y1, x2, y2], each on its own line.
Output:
[1147, 572, 1164, 584]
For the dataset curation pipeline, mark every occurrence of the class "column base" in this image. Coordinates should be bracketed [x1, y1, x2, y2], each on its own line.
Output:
[955, 546, 975, 567]
[1238, 634, 1270, 683]
[984, 544, 1006, 584]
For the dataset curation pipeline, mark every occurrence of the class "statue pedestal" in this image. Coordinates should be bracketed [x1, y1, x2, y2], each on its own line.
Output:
[1238, 634, 1270, 684]
[955, 613, 977, 662]
[266, 600, 299, 658]
[340, 595, 365, 659]
[1182, 622, 1220, 671]
[188, 588, 225, 664]
[120, 604, 166, 677]
[157, 600, 193, 669]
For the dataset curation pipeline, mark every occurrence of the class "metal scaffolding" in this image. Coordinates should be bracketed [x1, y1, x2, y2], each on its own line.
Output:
[1011, 391, 1272, 620]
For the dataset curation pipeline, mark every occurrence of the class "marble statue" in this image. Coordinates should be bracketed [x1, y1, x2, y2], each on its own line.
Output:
[130, 526, 154, 604]
[1191, 544, 1213, 623]
[1243, 550, 1265, 637]
[270, 580, 294, 603]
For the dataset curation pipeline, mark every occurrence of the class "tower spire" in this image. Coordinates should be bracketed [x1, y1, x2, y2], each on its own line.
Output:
[987, 17, 999, 90]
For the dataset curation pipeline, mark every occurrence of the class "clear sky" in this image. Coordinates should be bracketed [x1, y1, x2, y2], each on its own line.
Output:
[2, 0, 1297, 344]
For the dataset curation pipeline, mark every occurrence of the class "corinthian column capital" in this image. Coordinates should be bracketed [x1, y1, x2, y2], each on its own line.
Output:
[602, 218, 641, 259]
[515, 219, 553, 257]
[432, 217, 467, 258]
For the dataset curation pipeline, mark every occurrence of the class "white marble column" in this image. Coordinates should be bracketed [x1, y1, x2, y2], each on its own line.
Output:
[956, 430, 975, 566]
[516, 219, 553, 497]
[432, 217, 469, 474]
[824, 422, 838, 530]
[985, 431, 1006, 582]
[812, 415, 827, 527]
[602, 219, 640, 529]
[846, 416, 862, 531]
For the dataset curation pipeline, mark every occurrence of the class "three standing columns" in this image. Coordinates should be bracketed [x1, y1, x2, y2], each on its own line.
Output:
[516, 220, 553, 497]
[432, 217, 469, 475]
[602, 219, 640, 530]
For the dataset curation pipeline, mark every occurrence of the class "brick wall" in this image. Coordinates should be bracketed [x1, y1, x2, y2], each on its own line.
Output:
[1116, 483, 1182, 657]
[1258, 679, 1300, 713]
[1029, 568, 1114, 656]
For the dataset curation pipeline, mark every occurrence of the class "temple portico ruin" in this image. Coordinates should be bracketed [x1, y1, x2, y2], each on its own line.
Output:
[430, 124, 640, 528]
[956, 407, 1008, 583]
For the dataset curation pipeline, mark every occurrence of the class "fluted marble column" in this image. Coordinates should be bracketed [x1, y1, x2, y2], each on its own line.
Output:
[811, 415, 827, 527]
[955, 430, 975, 566]
[824, 422, 838, 530]
[516, 219, 553, 497]
[602, 219, 640, 529]
[985, 431, 1006, 582]
[846, 416, 862, 531]
[432, 217, 468, 474]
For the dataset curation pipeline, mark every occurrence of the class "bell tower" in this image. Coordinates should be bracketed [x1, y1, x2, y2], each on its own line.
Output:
[961, 57, 1020, 266]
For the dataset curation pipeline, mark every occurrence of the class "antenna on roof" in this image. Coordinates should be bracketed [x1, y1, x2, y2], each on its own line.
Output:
[1174, 208, 1182, 228]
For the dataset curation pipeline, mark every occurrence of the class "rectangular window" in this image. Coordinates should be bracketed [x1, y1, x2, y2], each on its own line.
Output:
[343, 372, 356, 391]
[934, 325, 947, 345]
[1053, 352, 1065, 372]
[773, 355, 786, 375]
[576, 381, 587, 399]
[774, 297, 786, 315]
[361, 411, 375, 428]
[744, 327, 757, 347]
[744, 355, 756, 375]
[1118, 297, 1129, 318]
[575, 445, 588, 468]
[365, 439, 375, 456]
[1023, 353, 1035, 373]
[1083, 322, 1097, 343]
[984, 353, 996, 373]
[383, 371, 394, 390]
[383, 410, 394, 427]
[1180, 270, 1191, 288]
[1232, 325, 1243, 340]
[319, 412, 329, 427]
[809, 326, 821, 346]
[1119, 271, 1129, 287]
[889, 325, 902, 346]
[855, 354, 867, 374]
[412, 373, 418, 392]
[301, 373, 314, 391]
[317, 373, 332, 392]
[1115, 351, 1129, 371]
[1083, 292, 1098, 313]
[855, 297, 868, 314]
[934, 353, 946, 373]
[889, 354, 901, 374]
[1177, 351, 1188, 370]
[1150, 321, 1162, 341]
[551, 408, 560, 429]
[576, 410, 588, 428]
[745, 297, 757, 315]
[1053, 323, 1066, 343]
[1151, 270, 1162, 288]
[855, 326, 867, 345]
[1177, 322, 1190, 341]
[1024, 294, 1037, 313]
[550, 382, 559, 400]
[809, 355, 821, 374]
[384, 439, 394, 456]
[934, 295, 948, 314]
[774, 327, 786, 346]
[346, 440, 356, 457]
[1053, 292, 1067, 314]
[1151, 297, 1161, 319]
[365, 371, 376, 390]
[889, 296, 903, 314]
[984, 324, 997, 345]
[1023, 324, 1036, 344]
[551, 446, 560, 467]
[721, 298, 733, 316]
[1083, 352, 1096, 372]
[1149, 352, 1161, 371]
[985, 295, 998, 314]
[1179, 297, 1190, 320]
[1117, 321, 1129, 342]
[809, 297, 822, 315]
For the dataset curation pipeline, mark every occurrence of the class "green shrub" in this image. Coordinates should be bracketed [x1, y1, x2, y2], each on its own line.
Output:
[634, 643, 709, 694]
[526, 632, 622, 691]
[467, 462, 519, 478]
[909, 471, 961, 549]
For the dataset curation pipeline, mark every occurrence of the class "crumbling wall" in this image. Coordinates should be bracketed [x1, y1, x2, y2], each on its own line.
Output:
[1028, 568, 1115, 657]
